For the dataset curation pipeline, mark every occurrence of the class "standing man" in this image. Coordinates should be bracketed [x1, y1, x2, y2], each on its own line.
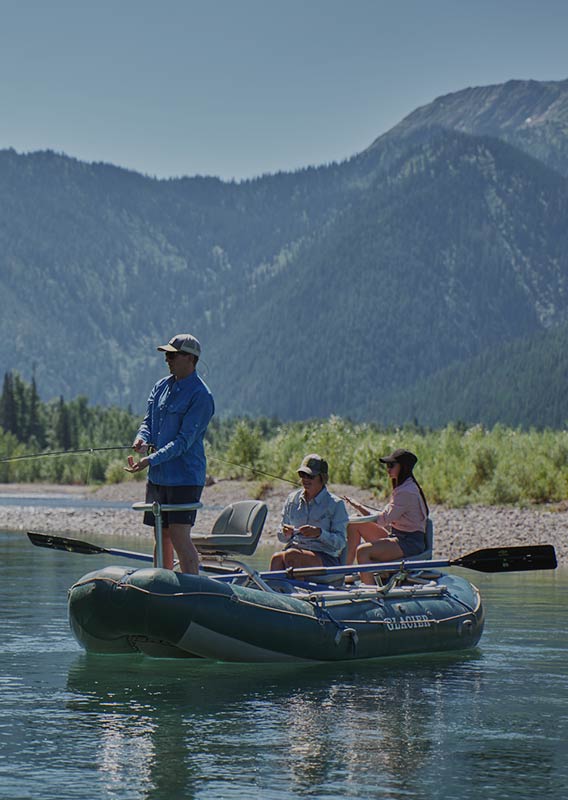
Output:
[128, 333, 214, 574]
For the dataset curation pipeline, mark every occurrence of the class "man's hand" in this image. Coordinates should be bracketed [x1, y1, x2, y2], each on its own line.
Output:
[297, 525, 321, 539]
[124, 455, 150, 473]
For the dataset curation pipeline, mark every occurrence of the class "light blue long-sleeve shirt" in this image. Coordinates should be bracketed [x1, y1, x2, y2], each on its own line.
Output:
[136, 372, 214, 486]
[277, 486, 348, 557]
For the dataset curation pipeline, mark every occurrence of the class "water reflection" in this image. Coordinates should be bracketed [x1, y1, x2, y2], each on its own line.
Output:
[66, 651, 484, 799]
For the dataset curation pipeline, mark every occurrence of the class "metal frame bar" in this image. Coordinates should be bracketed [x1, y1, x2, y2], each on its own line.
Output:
[131, 501, 203, 567]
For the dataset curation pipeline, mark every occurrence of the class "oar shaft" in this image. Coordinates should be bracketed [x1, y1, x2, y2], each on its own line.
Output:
[214, 558, 445, 582]
[102, 547, 153, 563]
[215, 545, 557, 582]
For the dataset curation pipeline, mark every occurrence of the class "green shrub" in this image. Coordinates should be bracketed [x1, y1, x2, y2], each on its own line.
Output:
[105, 459, 129, 484]
[224, 420, 263, 478]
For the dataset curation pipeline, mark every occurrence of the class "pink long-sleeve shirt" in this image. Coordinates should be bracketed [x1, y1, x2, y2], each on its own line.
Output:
[374, 478, 428, 533]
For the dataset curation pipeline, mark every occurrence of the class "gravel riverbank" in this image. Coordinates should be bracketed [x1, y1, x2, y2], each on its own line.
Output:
[1, 478, 566, 565]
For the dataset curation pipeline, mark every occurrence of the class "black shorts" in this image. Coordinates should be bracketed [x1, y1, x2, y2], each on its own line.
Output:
[143, 483, 203, 528]
[391, 528, 427, 557]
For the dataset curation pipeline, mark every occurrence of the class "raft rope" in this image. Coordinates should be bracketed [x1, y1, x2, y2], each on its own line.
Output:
[308, 594, 360, 653]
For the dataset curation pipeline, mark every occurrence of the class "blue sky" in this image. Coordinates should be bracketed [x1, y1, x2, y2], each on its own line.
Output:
[1, 0, 566, 180]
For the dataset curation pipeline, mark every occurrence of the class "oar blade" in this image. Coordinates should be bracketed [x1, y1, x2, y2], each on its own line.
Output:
[27, 531, 154, 563]
[457, 544, 557, 573]
[27, 531, 106, 556]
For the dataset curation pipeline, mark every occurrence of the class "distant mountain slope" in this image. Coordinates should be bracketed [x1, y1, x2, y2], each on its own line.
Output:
[206, 129, 568, 420]
[1, 77, 568, 427]
[377, 321, 568, 429]
[368, 78, 568, 176]
[0, 149, 355, 405]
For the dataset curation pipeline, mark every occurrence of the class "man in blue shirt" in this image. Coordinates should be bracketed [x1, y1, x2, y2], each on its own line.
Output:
[128, 333, 215, 574]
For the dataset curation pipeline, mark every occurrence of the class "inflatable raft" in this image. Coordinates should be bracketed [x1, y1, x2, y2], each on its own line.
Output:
[68, 565, 484, 661]
[28, 499, 555, 663]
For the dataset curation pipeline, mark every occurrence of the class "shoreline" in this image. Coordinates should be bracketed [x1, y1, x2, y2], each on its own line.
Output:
[1, 479, 566, 565]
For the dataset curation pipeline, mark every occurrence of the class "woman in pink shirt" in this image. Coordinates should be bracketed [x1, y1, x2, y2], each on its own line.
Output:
[344, 449, 429, 584]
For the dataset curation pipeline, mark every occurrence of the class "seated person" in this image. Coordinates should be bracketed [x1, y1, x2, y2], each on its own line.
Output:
[344, 449, 429, 585]
[270, 454, 348, 571]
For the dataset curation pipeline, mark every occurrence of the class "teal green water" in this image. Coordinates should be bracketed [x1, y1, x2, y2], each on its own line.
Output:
[1, 531, 567, 800]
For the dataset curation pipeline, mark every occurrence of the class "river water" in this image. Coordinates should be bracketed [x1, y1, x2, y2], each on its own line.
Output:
[1, 529, 566, 800]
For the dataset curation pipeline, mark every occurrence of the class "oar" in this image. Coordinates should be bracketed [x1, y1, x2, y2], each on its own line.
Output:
[27, 531, 153, 563]
[27, 532, 557, 579]
[214, 544, 558, 582]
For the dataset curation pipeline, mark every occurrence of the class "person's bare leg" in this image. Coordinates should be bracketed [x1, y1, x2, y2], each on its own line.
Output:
[347, 521, 389, 563]
[356, 540, 404, 585]
[154, 533, 175, 569]
[166, 523, 200, 574]
[280, 548, 324, 569]
[346, 526, 361, 564]
[270, 552, 286, 570]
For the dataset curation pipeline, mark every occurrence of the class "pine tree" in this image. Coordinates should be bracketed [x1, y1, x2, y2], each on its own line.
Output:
[0, 372, 17, 437]
[55, 396, 75, 450]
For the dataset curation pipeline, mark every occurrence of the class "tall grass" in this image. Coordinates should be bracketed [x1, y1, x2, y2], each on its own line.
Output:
[2, 416, 567, 506]
[211, 418, 568, 507]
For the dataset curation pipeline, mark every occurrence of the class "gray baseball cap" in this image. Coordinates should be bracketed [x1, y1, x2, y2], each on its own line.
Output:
[157, 333, 201, 357]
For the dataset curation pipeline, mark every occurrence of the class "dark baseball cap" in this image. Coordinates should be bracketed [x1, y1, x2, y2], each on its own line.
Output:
[379, 449, 418, 468]
[297, 453, 328, 477]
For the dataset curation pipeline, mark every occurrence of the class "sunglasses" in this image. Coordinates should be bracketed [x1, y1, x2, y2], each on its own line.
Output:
[299, 473, 318, 480]
[165, 351, 189, 360]
[384, 461, 397, 469]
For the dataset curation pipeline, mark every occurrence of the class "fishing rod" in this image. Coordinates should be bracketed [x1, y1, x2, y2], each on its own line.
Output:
[0, 445, 132, 463]
[0, 445, 299, 485]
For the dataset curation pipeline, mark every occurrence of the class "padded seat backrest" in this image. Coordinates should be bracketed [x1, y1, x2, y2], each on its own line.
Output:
[194, 500, 268, 556]
[211, 500, 267, 538]
[406, 517, 434, 562]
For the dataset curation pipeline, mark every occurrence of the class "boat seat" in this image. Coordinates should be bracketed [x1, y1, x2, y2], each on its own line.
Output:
[405, 518, 434, 562]
[193, 500, 268, 557]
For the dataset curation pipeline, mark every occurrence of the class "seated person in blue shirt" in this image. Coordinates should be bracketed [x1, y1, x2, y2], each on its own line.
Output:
[270, 454, 348, 571]
[126, 333, 215, 575]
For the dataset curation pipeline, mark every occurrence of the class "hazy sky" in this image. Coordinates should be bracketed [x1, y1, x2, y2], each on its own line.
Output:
[1, 0, 566, 181]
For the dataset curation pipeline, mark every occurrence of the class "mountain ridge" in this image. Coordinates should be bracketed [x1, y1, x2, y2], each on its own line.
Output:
[1, 78, 567, 427]
[367, 77, 568, 177]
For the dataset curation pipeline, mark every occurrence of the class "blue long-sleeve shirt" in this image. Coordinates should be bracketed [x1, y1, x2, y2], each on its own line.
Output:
[136, 372, 214, 486]
[277, 486, 348, 557]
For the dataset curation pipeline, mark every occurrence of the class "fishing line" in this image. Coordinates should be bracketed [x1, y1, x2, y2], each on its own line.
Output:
[208, 456, 299, 486]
